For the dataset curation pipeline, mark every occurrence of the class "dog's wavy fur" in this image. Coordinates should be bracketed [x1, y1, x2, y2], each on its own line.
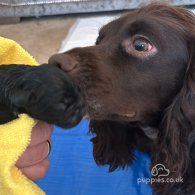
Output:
[49, 3, 195, 194]
[91, 5, 195, 194]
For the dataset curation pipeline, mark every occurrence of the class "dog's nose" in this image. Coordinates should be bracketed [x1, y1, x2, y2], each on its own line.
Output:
[49, 53, 78, 72]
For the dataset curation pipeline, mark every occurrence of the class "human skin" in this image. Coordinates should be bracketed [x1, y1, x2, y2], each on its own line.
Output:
[16, 121, 53, 181]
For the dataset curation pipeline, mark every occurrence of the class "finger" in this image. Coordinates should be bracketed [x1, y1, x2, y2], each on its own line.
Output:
[30, 121, 53, 146]
[20, 158, 50, 181]
[16, 140, 51, 168]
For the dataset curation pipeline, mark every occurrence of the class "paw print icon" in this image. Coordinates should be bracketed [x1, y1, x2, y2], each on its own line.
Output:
[151, 164, 170, 177]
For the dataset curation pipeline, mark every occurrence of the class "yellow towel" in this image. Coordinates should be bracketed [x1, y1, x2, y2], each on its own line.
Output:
[0, 37, 45, 195]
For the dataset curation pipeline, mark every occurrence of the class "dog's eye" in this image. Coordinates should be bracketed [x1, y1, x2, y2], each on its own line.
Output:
[123, 36, 157, 58]
[133, 39, 152, 52]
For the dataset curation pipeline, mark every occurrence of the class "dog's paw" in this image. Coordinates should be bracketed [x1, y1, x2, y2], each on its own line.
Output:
[9, 64, 86, 128]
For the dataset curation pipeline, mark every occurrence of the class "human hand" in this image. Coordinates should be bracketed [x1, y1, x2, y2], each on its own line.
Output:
[16, 121, 53, 181]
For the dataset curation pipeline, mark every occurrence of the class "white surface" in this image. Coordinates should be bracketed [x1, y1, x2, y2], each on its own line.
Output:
[59, 16, 116, 52]
[59, 8, 195, 52]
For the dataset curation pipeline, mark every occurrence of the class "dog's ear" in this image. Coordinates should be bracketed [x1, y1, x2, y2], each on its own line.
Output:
[89, 120, 135, 171]
[152, 39, 195, 192]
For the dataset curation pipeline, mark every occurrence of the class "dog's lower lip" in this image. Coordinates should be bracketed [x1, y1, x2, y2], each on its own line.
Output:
[106, 112, 136, 121]
[117, 113, 136, 121]
[121, 112, 136, 118]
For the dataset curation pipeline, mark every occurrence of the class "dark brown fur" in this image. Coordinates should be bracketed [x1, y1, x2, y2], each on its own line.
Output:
[49, 3, 195, 194]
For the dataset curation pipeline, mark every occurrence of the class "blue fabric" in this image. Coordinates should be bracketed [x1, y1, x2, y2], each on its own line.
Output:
[36, 120, 152, 195]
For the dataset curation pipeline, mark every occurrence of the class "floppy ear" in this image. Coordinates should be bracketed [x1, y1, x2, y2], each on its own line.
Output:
[152, 40, 195, 192]
[89, 120, 135, 172]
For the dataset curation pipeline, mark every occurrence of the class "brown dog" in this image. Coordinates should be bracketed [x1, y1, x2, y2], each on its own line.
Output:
[49, 3, 195, 194]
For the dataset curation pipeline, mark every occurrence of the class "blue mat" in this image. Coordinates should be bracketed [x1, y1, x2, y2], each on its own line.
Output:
[36, 120, 152, 195]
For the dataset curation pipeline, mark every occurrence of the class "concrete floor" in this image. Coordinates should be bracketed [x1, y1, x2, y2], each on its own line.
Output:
[0, 16, 76, 64]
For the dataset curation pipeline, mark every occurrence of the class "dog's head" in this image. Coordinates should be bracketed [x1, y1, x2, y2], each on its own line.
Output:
[50, 4, 194, 125]
[49, 3, 195, 193]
